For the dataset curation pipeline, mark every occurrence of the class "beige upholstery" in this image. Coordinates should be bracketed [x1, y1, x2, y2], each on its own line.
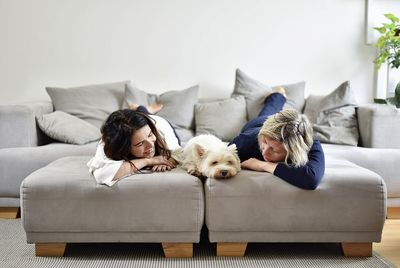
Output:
[21, 156, 204, 243]
[205, 158, 386, 243]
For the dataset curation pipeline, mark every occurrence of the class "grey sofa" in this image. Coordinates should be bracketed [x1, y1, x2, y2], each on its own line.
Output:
[1, 101, 399, 215]
[0, 90, 399, 257]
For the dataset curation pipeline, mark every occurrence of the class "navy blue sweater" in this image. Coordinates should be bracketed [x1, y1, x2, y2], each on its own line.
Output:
[273, 140, 325, 190]
[231, 129, 325, 190]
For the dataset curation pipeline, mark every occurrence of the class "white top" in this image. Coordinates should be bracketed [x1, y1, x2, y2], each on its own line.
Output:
[87, 114, 180, 186]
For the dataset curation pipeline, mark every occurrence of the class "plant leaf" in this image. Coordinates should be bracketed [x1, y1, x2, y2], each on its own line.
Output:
[385, 13, 400, 23]
[374, 26, 387, 34]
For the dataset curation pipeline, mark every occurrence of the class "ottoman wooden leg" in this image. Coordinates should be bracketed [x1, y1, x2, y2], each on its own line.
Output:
[341, 242, 372, 257]
[35, 243, 67, 257]
[0, 207, 19, 219]
[162, 243, 193, 258]
[217, 242, 248, 256]
[387, 207, 400, 219]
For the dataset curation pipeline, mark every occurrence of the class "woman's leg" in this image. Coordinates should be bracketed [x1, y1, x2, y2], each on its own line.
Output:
[230, 92, 286, 161]
[129, 103, 163, 114]
[241, 93, 286, 132]
[136, 105, 151, 114]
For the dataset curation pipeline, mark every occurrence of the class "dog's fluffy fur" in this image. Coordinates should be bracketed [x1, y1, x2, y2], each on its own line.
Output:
[179, 134, 241, 179]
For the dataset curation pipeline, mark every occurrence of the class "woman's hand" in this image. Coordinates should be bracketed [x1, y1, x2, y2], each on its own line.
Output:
[152, 164, 173, 172]
[241, 158, 277, 173]
[147, 156, 176, 168]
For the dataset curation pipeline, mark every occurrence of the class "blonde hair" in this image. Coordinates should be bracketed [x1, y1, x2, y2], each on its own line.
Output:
[258, 109, 313, 167]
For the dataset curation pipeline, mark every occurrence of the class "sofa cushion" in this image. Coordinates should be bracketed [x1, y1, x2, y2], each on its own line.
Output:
[205, 157, 385, 242]
[125, 83, 199, 142]
[232, 69, 305, 119]
[21, 156, 204, 242]
[37, 111, 101, 145]
[195, 96, 247, 141]
[304, 81, 359, 146]
[322, 143, 400, 199]
[46, 81, 129, 128]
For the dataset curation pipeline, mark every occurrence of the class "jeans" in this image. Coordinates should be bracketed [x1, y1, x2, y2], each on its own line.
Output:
[230, 93, 286, 161]
[241, 93, 286, 132]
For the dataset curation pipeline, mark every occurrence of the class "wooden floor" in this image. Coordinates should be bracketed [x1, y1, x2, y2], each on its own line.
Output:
[374, 219, 400, 267]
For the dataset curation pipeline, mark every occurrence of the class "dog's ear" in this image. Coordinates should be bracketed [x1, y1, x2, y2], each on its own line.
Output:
[194, 143, 207, 158]
[227, 144, 237, 153]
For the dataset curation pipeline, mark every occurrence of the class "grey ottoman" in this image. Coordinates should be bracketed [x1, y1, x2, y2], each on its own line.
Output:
[21, 156, 204, 257]
[205, 158, 387, 257]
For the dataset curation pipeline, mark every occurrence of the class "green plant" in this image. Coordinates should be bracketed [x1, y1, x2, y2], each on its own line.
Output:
[387, 82, 400, 107]
[374, 13, 400, 108]
[375, 14, 400, 69]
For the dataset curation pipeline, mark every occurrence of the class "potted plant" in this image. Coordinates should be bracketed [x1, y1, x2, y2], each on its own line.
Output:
[374, 13, 400, 108]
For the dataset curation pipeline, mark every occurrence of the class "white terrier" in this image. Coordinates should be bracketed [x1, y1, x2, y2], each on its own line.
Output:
[179, 134, 241, 179]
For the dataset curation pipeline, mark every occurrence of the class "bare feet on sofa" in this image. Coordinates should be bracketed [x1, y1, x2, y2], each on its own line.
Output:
[273, 86, 287, 97]
[129, 103, 164, 114]
[147, 103, 164, 114]
[264, 86, 287, 100]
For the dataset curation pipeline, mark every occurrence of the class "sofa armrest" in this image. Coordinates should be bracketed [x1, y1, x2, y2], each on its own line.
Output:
[357, 104, 400, 148]
[0, 101, 53, 149]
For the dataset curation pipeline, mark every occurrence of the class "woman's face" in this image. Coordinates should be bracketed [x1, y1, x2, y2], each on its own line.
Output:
[130, 125, 157, 158]
[259, 136, 287, 163]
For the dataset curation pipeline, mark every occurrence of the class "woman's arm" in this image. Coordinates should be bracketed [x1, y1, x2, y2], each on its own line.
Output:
[113, 158, 150, 181]
[114, 156, 177, 180]
[241, 140, 325, 190]
[273, 140, 325, 190]
[241, 158, 278, 173]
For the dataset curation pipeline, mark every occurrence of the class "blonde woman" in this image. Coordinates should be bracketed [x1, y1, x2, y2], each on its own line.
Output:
[230, 89, 325, 190]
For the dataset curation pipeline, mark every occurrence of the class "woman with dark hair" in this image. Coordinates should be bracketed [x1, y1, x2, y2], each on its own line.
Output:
[87, 104, 180, 186]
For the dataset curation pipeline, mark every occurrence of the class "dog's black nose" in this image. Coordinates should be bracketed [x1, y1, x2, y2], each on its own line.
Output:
[221, 170, 228, 177]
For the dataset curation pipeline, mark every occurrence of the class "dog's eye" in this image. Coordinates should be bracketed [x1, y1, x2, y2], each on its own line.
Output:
[227, 161, 233, 165]
[211, 161, 218, 165]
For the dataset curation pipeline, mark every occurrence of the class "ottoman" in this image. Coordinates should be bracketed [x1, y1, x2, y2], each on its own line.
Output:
[205, 157, 387, 257]
[20, 156, 204, 257]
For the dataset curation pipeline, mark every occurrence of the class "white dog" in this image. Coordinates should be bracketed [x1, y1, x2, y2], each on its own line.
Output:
[178, 134, 241, 179]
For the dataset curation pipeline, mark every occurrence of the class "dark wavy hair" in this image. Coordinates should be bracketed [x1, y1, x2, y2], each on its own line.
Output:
[101, 109, 171, 162]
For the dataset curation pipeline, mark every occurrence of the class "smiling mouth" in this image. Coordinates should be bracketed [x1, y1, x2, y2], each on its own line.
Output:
[144, 149, 154, 156]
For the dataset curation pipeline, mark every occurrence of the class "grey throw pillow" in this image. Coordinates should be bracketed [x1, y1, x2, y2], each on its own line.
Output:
[37, 111, 101, 145]
[46, 81, 129, 128]
[125, 83, 199, 130]
[195, 96, 247, 141]
[304, 81, 359, 146]
[232, 69, 306, 120]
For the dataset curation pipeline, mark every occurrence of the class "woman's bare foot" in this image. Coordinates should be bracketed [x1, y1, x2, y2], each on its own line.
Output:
[147, 103, 163, 114]
[128, 103, 140, 110]
[129, 103, 163, 114]
[264, 86, 287, 102]
[273, 86, 287, 97]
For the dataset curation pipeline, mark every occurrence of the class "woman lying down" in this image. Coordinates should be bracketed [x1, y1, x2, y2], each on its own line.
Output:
[87, 103, 180, 186]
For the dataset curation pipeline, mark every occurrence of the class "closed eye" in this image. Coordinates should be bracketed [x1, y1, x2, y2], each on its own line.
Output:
[211, 161, 218, 165]
[227, 161, 233, 165]
[135, 141, 144, 147]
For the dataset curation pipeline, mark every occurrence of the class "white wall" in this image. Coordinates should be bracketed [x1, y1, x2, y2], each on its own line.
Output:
[0, 0, 378, 104]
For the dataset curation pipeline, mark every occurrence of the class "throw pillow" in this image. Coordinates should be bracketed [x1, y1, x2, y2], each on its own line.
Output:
[37, 111, 101, 145]
[195, 96, 247, 141]
[232, 69, 306, 120]
[303, 81, 359, 146]
[46, 81, 129, 128]
[125, 83, 199, 130]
